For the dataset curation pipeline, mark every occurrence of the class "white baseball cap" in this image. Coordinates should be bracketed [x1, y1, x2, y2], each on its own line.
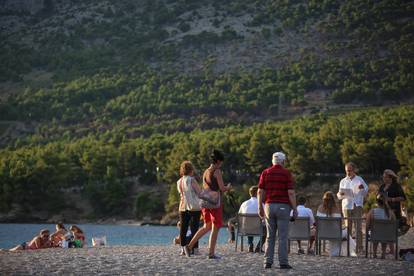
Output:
[272, 152, 286, 164]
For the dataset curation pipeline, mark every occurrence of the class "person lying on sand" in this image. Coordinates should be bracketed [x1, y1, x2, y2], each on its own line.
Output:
[9, 229, 51, 251]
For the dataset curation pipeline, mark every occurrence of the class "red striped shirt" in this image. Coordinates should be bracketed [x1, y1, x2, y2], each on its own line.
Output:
[258, 165, 294, 204]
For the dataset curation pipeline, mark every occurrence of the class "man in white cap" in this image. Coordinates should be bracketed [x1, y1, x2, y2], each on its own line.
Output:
[337, 162, 368, 253]
[258, 152, 297, 270]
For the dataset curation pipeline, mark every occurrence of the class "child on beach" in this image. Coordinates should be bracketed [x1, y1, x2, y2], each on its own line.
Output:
[291, 196, 315, 255]
[69, 225, 85, 248]
[9, 229, 51, 251]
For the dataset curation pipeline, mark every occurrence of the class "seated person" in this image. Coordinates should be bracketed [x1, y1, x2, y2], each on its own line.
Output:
[50, 223, 69, 247]
[69, 225, 85, 248]
[238, 185, 265, 253]
[291, 195, 316, 255]
[9, 229, 51, 251]
[316, 191, 356, 257]
[366, 194, 396, 259]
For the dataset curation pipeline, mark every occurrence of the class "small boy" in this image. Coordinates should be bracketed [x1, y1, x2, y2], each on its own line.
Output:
[292, 196, 315, 255]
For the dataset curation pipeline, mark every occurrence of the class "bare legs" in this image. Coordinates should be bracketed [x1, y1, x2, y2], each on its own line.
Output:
[9, 244, 24, 251]
[187, 222, 221, 257]
[187, 222, 212, 251]
[208, 224, 220, 256]
[373, 242, 387, 258]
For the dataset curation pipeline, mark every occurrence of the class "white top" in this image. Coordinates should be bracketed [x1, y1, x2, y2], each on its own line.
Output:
[337, 175, 368, 210]
[316, 210, 357, 257]
[372, 208, 389, 220]
[316, 211, 341, 218]
[177, 176, 201, 211]
[238, 197, 264, 214]
[294, 205, 315, 225]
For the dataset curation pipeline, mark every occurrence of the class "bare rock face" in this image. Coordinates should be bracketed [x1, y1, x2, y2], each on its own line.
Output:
[0, 0, 51, 15]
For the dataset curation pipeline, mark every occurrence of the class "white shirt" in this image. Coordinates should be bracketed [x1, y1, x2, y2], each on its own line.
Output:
[337, 175, 368, 210]
[296, 205, 315, 225]
[239, 197, 263, 214]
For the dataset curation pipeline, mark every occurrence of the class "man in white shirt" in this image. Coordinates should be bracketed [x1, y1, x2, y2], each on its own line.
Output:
[293, 196, 315, 255]
[337, 162, 368, 253]
[239, 185, 265, 252]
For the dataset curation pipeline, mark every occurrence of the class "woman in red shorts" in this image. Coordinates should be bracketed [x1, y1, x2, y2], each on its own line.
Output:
[185, 150, 232, 259]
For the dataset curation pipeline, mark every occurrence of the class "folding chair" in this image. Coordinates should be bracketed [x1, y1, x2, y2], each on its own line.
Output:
[315, 217, 342, 256]
[235, 213, 264, 252]
[365, 219, 398, 260]
[288, 217, 310, 253]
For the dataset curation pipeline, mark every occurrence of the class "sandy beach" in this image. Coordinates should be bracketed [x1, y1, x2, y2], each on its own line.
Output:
[1, 229, 414, 275]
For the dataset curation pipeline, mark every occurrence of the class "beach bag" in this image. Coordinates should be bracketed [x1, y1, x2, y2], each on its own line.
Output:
[71, 239, 82, 248]
[92, 236, 107, 247]
[199, 188, 220, 209]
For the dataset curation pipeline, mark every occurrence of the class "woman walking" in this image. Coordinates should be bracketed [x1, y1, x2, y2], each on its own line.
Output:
[185, 150, 232, 259]
[177, 161, 202, 255]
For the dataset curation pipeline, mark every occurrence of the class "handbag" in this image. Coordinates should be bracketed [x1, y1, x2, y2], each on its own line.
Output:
[199, 188, 220, 209]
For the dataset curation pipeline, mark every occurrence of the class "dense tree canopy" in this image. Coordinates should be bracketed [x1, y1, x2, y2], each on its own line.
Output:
[1, 106, 413, 219]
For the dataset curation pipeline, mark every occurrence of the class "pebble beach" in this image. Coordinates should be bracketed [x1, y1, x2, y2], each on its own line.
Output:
[1, 229, 414, 275]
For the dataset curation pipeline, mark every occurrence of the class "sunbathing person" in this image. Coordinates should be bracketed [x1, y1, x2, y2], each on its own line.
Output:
[69, 225, 85, 248]
[50, 223, 69, 247]
[9, 229, 51, 251]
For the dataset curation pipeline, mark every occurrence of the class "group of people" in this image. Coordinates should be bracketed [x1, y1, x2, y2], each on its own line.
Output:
[176, 150, 231, 259]
[176, 150, 408, 270]
[9, 223, 86, 251]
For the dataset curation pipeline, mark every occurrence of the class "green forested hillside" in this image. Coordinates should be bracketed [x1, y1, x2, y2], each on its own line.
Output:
[0, 0, 414, 222]
[1, 106, 414, 221]
[0, 0, 413, 139]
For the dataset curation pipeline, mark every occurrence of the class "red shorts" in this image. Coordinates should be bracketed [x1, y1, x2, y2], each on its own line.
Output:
[202, 205, 223, 227]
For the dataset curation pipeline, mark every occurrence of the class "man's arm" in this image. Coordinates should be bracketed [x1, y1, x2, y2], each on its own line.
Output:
[258, 188, 265, 219]
[354, 177, 368, 198]
[337, 179, 346, 199]
[288, 189, 298, 218]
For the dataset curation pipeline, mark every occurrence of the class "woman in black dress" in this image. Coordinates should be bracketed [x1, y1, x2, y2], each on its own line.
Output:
[379, 169, 406, 223]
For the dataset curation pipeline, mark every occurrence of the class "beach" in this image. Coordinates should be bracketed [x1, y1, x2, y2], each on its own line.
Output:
[1, 229, 414, 275]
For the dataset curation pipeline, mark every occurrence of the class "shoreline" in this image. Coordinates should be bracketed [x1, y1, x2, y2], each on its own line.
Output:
[0, 219, 167, 226]
[0, 228, 413, 275]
